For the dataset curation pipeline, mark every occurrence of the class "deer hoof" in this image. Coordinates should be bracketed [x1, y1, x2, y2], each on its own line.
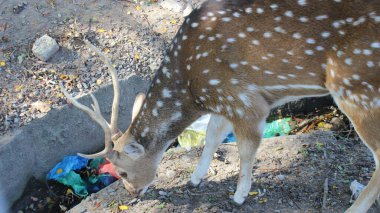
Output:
[189, 174, 202, 187]
[187, 179, 201, 188]
[231, 195, 246, 206]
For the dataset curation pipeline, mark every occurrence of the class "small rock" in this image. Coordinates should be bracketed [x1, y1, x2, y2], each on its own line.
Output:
[17, 210, 23, 213]
[158, 191, 168, 196]
[127, 198, 140, 205]
[166, 169, 176, 179]
[183, 2, 193, 17]
[331, 117, 346, 131]
[160, 0, 185, 13]
[18, 54, 26, 64]
[32, 34, 59, 61]
[59, 205, 67, 211]
[4, 120, 10, 130]
[30, 196, 38, 202]
[31, 101, 51, 113]
[181, 154, 191, 162]
[277, 174, 285, 181]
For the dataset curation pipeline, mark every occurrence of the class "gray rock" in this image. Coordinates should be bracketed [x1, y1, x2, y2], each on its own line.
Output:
[32, 34, 59, 61]
[277, 174, 285, 181]
[160, 0, 185, 13]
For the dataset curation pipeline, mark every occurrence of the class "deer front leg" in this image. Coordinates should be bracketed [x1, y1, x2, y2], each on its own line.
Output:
[190, 114, 233, 186]
[233, 119, 265, 205]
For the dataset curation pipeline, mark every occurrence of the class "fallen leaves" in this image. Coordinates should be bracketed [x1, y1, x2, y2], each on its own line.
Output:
[103, 47, 111, 53]
[258, 197, 268, 204]
[248, 191, 259, 196]
[96, 28, 107, 33]
[119, 205, 129, 210]
[14, 85, 24, 92]
[134, 53, 140, 60]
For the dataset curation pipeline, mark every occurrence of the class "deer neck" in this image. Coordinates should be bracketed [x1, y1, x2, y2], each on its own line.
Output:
[128, 64, 203, 153]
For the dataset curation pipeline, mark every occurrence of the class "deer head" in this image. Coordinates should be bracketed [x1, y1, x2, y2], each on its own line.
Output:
[60, 41, 163, 196]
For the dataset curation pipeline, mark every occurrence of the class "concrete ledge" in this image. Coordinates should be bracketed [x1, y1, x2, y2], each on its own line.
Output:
[0, 76, 150, 206]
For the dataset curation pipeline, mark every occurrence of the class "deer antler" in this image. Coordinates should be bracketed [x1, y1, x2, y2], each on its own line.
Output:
[60, 39, 121, 158]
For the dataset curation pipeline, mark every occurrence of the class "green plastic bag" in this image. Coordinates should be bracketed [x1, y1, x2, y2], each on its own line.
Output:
[263, 118, 292, 138]
[57, 170, 88, 197]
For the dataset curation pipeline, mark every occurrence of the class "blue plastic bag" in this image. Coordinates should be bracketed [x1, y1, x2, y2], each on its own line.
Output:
[47, 156, 89, 180]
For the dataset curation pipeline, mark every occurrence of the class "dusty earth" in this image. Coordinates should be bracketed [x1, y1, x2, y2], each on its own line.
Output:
[0, 0, 203, 135]
[67, 131, 378, 213]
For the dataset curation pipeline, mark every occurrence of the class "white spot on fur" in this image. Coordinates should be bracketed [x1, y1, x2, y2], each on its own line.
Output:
[162, 88, 172, 98]
[238, 93, 252, 107]
[191, 22, 199, 28]
[141, 127, 149, 137]
[209, 79, 221, 85]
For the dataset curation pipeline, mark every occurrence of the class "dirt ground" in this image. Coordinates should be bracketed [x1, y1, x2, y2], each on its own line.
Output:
[68, 131, 378, 213]
[0, 0, 203, 135]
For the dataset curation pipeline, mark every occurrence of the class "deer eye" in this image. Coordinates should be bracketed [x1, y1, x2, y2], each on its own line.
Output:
[119, 172, 128, 178]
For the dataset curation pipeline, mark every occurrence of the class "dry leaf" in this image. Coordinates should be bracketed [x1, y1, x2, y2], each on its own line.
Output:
[69, 74, 78, 80]
[14, 85, 23, 92]
[66, 188, 73, 195]
[258, 197, 268, 203]
[103, 47, 111, 53]
[60, 74, 68, 80]
[248, 191, 259, 196]
[96, 28, 107, 33]
[119, 205, 129, 210]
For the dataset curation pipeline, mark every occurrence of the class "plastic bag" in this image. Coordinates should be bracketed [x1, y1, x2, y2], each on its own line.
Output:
[47, 156, 89, 180]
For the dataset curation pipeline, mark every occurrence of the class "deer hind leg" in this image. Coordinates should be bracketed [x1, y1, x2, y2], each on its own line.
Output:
[232, 118, 266, 205]
[190, 114, 233, 186]
[333, 98, 380, 212]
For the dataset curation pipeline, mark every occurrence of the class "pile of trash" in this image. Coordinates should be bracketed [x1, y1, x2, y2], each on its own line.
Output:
[47, 156, 119, 198]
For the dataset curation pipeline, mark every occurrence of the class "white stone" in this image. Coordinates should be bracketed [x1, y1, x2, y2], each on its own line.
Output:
[160, 0, 185, 13]
[32, 34, 59, 62]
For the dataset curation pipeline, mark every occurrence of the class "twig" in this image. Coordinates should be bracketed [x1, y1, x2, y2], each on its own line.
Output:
[322, 178, 329, 210]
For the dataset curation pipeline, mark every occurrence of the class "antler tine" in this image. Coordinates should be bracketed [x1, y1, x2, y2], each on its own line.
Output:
[84, 39, 120, 136]
[59, 83, 112, 158]
[90, 94, 102, 115]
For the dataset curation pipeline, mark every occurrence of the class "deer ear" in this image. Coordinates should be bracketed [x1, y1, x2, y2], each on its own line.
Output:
[132, 92, 146, 122]
[123, 141, 145, 160]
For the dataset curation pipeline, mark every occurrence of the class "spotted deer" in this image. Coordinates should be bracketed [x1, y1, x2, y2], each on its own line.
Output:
[60, 0, 380, 212]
